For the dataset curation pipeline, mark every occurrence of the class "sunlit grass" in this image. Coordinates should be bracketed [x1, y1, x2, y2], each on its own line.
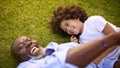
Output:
[0, 0, 119, 68]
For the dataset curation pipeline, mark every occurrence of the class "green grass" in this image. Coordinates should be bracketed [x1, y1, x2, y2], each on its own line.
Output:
[0, 0, 120, 68]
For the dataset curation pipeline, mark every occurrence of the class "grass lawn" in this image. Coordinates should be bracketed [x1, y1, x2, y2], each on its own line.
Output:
[0, 0, 120, 68]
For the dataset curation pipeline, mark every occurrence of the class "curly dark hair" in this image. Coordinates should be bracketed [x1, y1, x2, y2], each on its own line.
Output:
[50, 5, 88, 37]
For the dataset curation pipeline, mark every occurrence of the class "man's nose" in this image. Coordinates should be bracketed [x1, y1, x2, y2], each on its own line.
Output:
[26, 41, 32, 48]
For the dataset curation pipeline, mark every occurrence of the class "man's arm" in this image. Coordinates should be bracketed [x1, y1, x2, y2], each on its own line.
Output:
[66, 32, 120, 68]
[93, 23, 117, 65]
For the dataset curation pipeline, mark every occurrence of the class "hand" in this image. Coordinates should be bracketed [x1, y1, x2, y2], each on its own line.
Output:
[70, 35, 79, 43]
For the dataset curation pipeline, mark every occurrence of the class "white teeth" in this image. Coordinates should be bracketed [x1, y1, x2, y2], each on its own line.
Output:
[33, 48, 39, 54]
[31, 47, 37, 54]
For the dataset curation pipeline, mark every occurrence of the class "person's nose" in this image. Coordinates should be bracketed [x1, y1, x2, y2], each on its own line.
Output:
[67, 27, 72, 34]
[26, 41, 32, 48]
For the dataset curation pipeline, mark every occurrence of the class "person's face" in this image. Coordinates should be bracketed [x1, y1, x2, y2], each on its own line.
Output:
[12, 36, 44, 60]
[60, 19, 83, 35]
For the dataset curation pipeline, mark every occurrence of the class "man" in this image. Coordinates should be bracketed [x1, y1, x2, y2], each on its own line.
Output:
[11, 32, 120, 68]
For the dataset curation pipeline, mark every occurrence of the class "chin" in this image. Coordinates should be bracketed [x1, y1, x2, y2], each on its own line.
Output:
[29, 49, 45, 59]
[29, 54, 45, 59]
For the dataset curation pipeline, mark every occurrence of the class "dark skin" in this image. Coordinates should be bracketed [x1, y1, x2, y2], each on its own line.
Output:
[11, 32, 120, 68]
[114, 61, 120, 68]
[66, 32, 120, 68]
[11, 36, 44, 64]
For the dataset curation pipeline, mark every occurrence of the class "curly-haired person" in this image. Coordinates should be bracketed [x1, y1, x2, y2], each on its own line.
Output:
[50, 5, 120, 68]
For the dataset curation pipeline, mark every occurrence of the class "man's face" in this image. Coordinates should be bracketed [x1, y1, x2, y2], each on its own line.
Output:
[12, 36, 44, 61]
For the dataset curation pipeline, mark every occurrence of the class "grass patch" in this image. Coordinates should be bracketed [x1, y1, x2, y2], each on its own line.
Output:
[0, 0, 120, 68]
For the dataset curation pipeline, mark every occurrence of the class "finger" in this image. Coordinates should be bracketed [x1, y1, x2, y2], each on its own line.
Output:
[71, 35, 74, 38]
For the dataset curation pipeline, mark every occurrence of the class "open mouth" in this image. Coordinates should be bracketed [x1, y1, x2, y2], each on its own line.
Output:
[31, 47, 37, 54]
[27, 42, 40, 56]
[29, 46, 39, 56]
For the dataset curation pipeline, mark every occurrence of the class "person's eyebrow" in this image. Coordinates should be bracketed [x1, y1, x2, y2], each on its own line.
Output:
[16, 42, 24, 50]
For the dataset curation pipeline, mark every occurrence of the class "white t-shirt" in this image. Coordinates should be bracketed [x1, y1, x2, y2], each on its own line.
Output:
[79, 16, 120, 68]
[79, 16, 119, 44]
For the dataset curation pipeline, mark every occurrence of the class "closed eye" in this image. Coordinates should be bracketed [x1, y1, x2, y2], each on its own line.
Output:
[64, 23, 69, 32]
[17, 43, 24, 51]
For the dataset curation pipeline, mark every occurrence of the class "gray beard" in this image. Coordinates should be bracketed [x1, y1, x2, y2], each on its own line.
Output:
[28, 50, 46, 59]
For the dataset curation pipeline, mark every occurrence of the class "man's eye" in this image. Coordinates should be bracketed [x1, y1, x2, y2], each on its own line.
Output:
[18, 44, 24, 50]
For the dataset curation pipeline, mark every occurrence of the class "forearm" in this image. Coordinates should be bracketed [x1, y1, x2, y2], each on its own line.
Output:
[66, 32, 120, 68]
[93, 23, 118, 65]
[93, 45, 117, 65]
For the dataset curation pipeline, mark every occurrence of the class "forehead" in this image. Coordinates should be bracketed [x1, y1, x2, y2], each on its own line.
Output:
[14, 36, 27, 45]
[61, 20, 68, 24]
[12, 36, 28, 49]
[60, 20, 68, 27]
[60, 19, 75, 25]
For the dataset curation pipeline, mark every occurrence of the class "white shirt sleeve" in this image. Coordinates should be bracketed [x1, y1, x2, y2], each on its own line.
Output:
[89, 16, 107, 32]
